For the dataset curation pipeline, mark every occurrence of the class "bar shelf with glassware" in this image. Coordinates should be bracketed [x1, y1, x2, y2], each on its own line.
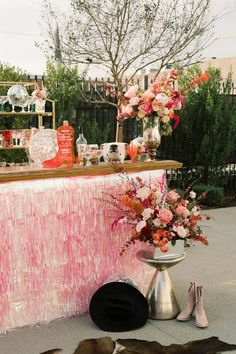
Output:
[0, 81, 56, 129]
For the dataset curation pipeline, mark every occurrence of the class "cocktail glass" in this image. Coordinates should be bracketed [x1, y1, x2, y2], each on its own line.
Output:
[15, 130, 22, 146]
[127, 143, 138, 164]
[27, 96, 36, 112]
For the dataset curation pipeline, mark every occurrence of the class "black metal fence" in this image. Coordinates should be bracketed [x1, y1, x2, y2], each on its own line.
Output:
[75, 102, 142, 144]
[166, 164, 236, 196]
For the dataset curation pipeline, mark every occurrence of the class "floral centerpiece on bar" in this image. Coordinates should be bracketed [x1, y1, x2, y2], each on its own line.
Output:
[101, 174, 209, 256]
[117, 70, 212, 135]
[117, 70, 185, 137]
[116, 70, 211, 159]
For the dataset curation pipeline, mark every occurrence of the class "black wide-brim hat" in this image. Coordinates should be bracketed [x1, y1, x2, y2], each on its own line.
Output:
[89, 281, 149, 332]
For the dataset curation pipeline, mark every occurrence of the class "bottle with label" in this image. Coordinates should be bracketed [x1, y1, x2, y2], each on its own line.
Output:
[76, 133, 87, 164]
[57, 120, 75, 168]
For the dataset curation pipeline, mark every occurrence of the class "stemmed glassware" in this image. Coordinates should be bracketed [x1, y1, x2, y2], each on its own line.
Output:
[127, 143, 138, 164]
[15, 130, 22, 146]
[95, 149, 103, 164]
[26, 96, 36, 112]
[19, 102, 27, 112]
[11, 130, 18, 146]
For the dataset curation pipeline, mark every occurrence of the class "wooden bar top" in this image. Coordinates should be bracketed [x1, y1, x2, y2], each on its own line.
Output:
[0, 160, 182, 183]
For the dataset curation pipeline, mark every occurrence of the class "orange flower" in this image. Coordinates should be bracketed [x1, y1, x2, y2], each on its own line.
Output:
[133, 201, 144, 214]
[120, 195, 144, 214]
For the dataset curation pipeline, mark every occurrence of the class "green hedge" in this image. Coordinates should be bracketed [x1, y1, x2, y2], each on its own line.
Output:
[193, 184, 224, 207]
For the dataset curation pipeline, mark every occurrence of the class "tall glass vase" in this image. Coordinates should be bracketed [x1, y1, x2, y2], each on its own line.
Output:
[143, 116, 161, 160]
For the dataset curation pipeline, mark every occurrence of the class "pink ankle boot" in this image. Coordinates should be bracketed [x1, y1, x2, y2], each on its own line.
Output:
[194, 285, 208, 328]
[177, 282, 198, 321]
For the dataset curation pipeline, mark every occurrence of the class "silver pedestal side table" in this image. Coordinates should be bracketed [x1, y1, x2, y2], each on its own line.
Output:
[136, 249, 186, 320]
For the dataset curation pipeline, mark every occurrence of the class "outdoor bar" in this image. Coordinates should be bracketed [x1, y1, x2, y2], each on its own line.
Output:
[0, 161, 182, 333]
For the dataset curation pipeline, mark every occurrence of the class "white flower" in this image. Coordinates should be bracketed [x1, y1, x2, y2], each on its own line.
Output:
[163, 107, 170, 115]
[129, 96, 140, 106]
[153, 218, 161, 227]
[190, 191, 196, 199]
[124, 104, 134, 115]
[192, 206, 200, 216]
[173, 225, 188, 238]
[136, 186, 151, 200]
[161, 116, 170, 123]
[155, 93, 169, 105]
[186, 238, 195, 246]
[141, 208, 153, 220]
[136, 220, 146, 233]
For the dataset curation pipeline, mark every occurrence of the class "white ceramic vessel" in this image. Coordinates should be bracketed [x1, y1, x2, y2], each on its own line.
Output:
[101, 142, 127, 163]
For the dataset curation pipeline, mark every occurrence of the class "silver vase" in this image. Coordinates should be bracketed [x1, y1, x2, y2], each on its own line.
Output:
[143, 116, 161, 160]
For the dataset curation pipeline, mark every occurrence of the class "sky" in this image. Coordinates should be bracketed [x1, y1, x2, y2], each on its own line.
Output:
[0, 0, 236, 77]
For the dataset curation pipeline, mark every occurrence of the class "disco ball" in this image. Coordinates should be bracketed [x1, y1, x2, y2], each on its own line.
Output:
[7, 85, 28, 107]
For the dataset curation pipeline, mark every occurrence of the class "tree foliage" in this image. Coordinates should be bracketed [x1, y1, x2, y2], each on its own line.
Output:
[41, 0, 214, 94]
[160, 65, 236, 182]
[44, 60, 82, 125]
[41, 0, 215, 141]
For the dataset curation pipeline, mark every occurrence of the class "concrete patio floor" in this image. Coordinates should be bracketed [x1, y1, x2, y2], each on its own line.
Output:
[0, 207, 236, 354]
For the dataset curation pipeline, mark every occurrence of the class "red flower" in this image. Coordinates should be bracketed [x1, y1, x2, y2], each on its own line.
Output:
[140, 226, 152, 237]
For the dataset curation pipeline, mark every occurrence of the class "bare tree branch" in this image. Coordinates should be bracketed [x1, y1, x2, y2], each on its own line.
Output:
[40, 0, 216, 140]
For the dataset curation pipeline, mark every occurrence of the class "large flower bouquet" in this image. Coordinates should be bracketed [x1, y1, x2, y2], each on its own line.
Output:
[102, 175, 209, 255]
[116, 70, 211, 136]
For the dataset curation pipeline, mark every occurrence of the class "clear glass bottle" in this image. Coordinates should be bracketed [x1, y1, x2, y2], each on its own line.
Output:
[76, 133, 87, 159]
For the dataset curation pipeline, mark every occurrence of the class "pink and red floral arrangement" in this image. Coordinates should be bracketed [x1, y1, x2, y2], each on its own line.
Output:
[102, 174, 209, 255]
[116, 70, 211, 136]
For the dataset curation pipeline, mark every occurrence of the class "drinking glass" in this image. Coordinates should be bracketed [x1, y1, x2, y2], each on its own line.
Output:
[11, 130, 17, 146]
[95, 149, 103, 164]
[83, 145, 91, 166]
[26, 96, 36, 112]
[127, 143, 138, 164]
[15, 130, 22, 146]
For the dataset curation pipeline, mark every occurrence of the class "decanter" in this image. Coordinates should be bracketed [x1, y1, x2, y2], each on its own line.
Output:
[76, 133, 87, 158]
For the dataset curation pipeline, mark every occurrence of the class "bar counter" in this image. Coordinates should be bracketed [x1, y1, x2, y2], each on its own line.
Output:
[0, 161, 181, 333]
[0, 160, 182, 183]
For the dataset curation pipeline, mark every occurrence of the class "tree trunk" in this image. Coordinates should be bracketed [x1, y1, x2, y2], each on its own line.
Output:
[115, 122, 124, 142]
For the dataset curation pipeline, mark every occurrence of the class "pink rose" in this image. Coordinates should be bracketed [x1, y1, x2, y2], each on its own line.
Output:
[138, 102, 153, 117]
[175, 205, 190, 217]
[124, 85, 139, 99]
[159, 208, 173, 224]
[166, 190, 180, 203]
[155, 93, 169, 105]
[140, 89, 155, 102]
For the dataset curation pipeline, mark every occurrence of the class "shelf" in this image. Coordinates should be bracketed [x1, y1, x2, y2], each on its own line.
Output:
[0, 112, 53, 116]
[0, 146, 26, 150]
[0, 160, 183, 183]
